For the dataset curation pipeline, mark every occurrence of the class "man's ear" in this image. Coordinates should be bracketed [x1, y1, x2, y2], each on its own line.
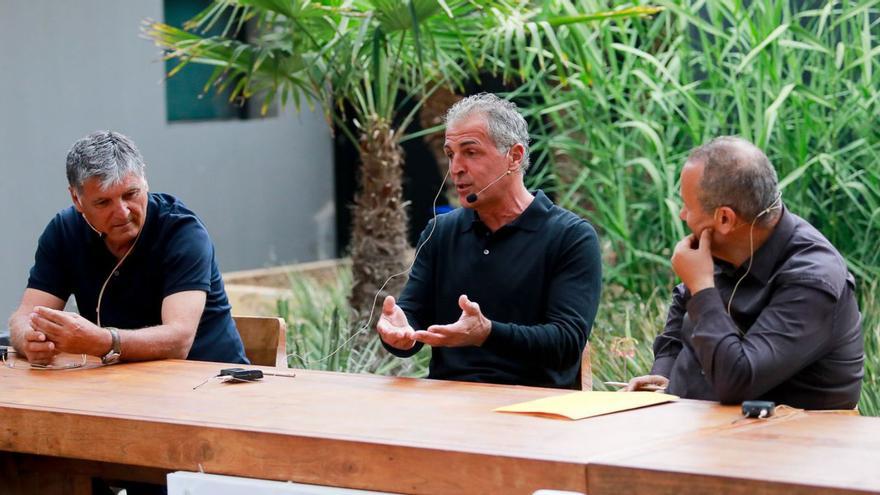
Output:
[713, 206, 738, 235]
[69, 186, 83, 213]
[507, 143, 525, 172]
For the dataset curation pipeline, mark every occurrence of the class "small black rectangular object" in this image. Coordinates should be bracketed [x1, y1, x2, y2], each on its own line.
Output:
[742, 400, 775, 418]
[220, 368, 263, 381]
[0, 346, 7, 360]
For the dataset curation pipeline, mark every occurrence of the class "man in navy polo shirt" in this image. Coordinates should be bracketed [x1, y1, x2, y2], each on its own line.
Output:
[376, 94, 602, 388]
[8, 131, 247, 365]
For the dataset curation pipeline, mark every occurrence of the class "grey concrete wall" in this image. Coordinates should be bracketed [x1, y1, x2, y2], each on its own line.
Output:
[0, 1, 335, 322]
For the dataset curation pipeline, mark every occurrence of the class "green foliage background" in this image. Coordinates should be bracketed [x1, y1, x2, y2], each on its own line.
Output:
[277, 0, 879, 415]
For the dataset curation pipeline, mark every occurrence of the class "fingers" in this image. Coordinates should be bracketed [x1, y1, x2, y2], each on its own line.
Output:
[381, 295, 396, 315]
[33, 306, 71, 325]
[376, 306, 415, 351]
[413, 329, 446, 346]
[379, 328, 416, 351]
[23, 330, 55, 363]
[458, 294, 481, 316]
[416, 322, 454, 345]
[25, 329, 47, 343]
[623, 377, 643, 392]
[699, 228, 713, 252]
[377, 323, 414, 350]
[674, 235, 693, 253]
[30, 312, 65, 338]
[624, 375, 653, 392]
[624, 375, 669, 392]
[377, 317, 408, 339]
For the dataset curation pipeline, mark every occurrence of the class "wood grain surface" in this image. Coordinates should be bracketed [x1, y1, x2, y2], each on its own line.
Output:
[0, 357, 742, 494]
[588, 408, 880, 495]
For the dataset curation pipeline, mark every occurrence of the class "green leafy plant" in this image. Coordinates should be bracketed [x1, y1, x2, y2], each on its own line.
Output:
[521, 0, 879, 293]
[276, 267, 431, 375]
[859, 282, 880, 415]
[144, 0, 659, 338]
[521, 0, 879, 414]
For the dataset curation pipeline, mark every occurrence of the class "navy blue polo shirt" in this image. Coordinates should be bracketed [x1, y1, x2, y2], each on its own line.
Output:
[27, 193, 248, 364]
[386, 190, 602, 388]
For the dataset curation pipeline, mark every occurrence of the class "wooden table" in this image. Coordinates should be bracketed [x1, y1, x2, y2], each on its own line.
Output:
[0, 357, 742, 494]
[588, 408, 880, 495]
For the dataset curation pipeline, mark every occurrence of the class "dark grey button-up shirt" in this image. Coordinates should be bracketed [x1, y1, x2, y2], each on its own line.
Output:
[652, 207, 863, 410]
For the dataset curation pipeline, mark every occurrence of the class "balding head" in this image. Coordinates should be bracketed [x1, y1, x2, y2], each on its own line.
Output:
[687, 136, 780, 226]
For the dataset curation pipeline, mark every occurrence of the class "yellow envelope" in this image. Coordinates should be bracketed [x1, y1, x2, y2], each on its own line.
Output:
[495, 391, 678, 420]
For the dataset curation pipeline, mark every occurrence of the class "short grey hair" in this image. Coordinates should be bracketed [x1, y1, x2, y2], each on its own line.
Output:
[444, 93, 531, 171]
[66, 131, 146, 192]
[688, 136, 780, 226]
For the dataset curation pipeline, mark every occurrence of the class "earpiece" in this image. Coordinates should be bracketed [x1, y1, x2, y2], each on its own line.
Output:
[755, 192, 783, 220]
[714, 191, 782, 230]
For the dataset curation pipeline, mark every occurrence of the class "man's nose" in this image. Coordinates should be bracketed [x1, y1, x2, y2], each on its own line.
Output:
[112, 200, 131, 219]
[448, 153, 464, 175]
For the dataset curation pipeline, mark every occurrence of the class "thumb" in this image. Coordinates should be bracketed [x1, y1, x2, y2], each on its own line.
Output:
[459, 294, 480, 315]
[382, 295, 396, 315]
[699, 228, 713, 252]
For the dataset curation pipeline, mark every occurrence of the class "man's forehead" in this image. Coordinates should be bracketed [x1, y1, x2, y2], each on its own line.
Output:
[444, 117, 490, 147]
[82, 173, 145, 194]
[680, 160, 704, 181]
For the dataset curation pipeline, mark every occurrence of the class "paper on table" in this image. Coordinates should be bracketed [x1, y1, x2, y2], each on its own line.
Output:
[495, 391, 678, 420]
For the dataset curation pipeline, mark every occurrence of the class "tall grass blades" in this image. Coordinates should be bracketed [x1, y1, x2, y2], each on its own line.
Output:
[589, 287, 667, 390]
[860, 282, 880, 416]
[277, 268, 431, 376]
[271, 0, 879, 413]
[520, 0, 879, 413]
[524, 0, 880, 294]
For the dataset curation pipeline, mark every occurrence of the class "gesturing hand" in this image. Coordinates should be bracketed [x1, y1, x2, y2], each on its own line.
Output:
[413, 295, 491, 348]
[376, 296, 416, 350]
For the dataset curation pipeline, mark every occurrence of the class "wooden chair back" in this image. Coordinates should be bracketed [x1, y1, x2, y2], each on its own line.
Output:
[232, 315, 288, 368]
[573, 342, 593, 391]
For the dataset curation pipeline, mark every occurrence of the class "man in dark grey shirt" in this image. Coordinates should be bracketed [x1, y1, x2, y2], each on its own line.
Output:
[626, 137, 863, 410]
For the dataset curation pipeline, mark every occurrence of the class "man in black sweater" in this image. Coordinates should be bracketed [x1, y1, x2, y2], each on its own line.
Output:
[376, 93, 602, 388]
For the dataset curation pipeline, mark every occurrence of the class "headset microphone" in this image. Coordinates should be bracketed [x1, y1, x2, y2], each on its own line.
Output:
[466, 169, 516, 204]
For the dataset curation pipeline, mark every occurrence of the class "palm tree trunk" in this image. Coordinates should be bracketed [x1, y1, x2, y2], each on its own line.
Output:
[349, 116, 410, 347]
[419, 86, 462, 207]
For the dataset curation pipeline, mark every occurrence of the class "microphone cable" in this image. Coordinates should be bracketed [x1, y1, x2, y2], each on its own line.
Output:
[286, 166, 452, 366]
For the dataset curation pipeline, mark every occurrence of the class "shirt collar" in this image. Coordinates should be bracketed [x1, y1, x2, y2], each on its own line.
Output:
[460, 190, 553, 233]
[723, 204, 795, 283]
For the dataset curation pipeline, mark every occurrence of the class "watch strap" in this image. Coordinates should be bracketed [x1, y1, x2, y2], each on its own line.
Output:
[101, 327, 121, 365]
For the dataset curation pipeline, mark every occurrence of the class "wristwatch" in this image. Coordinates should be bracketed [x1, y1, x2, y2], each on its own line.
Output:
[101, 327, 121, 365]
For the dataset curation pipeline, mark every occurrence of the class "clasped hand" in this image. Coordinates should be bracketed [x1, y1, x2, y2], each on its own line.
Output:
[27, 306, 109, 358]
[376, 294, 491, 350]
